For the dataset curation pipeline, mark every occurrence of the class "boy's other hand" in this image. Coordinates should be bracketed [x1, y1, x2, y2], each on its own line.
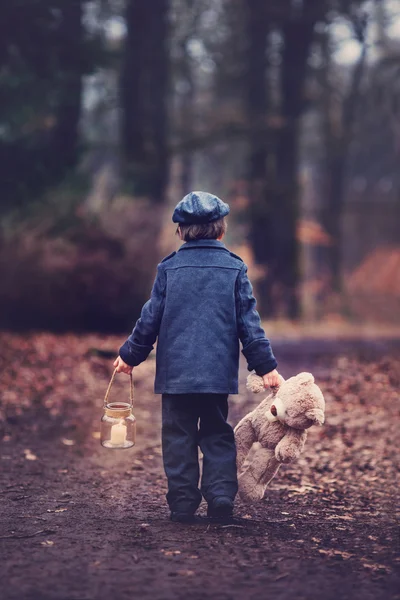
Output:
[262, 369, 281, 389]
[113, 356, 133, 375]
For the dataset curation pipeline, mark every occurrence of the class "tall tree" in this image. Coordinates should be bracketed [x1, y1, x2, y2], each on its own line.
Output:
[121, 0, 170, 203]
[320, 8, 369, 293]
[271, 0, 320, 318]
[0, 0, 94, 212]
[171, 0, 201, 195]
[244, 0, 270, 308]
[245, 0, 321, 318]
[49, 1, 84, 173]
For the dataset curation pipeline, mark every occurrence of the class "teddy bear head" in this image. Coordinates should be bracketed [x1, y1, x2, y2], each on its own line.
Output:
[247, 372, 325, 430]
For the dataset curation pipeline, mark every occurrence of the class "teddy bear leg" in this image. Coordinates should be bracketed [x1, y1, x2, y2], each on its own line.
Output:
[234, 417, 256, 472]
[238, 447, 281, 503]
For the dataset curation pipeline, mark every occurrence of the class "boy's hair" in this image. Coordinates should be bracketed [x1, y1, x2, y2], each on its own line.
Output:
[177, 218, 227, 241]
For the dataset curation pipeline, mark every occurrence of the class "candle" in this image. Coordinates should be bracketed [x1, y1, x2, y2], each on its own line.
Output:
[110, 422, 127, 446]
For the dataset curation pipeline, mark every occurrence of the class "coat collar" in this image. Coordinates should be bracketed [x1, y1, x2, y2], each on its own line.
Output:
[178, 239, 228, 252]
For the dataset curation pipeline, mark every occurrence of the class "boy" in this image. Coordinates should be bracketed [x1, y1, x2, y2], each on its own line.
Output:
[114, 191, 280, 523]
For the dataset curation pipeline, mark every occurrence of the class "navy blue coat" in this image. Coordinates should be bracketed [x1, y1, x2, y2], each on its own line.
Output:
[119, 239, 277, 394]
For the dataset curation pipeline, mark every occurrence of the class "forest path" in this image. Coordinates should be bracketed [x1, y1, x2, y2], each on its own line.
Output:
[0, 334, 399, 600]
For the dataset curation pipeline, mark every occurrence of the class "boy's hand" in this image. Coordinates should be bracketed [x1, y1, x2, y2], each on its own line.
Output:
[262, 369, 282, 389]
[113, 356, 133, 375]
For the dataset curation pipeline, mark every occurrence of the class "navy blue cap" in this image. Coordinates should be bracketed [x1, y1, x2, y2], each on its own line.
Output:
[172, 191, 230, 224]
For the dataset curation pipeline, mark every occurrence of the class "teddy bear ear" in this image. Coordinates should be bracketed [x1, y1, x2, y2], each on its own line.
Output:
[297, 372, 315, 386]
[305, 408, 325, 426]
[246, 372, 265, 394]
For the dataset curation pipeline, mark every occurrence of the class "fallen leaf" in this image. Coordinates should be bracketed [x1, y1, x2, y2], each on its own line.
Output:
[61, 439, 75, 446]
[23, 449, 37, 461]
[326, 515, 354, 521]
[363, 561, 391, 574]
[40, 540, 54, 546]
[162, 550, 181, 556]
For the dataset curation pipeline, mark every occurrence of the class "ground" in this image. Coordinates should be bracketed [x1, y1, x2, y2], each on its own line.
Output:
[0, 333, 399, 600]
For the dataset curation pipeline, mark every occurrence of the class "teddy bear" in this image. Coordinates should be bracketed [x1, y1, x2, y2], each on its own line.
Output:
[234, 372, 325, 503]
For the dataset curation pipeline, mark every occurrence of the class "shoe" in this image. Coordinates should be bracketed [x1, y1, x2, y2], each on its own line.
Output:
[170, 512, 202, 524]
[207, 495, 234, 522]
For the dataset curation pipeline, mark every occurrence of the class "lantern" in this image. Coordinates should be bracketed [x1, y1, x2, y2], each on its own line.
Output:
[100, 369, 136, 449]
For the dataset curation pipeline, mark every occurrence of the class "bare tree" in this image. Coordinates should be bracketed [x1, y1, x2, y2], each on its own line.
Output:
[245, 0, 321, 318]
[121, 0, 170, 203]
[50, 1, 84, 173]
[271, 0, 320, 318]
[171, 0, 202, 195]
[321, 8, 369, 293]
[244, 0, 270, 306]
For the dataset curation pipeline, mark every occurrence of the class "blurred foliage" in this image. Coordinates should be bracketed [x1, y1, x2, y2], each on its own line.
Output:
[0, 0, 399, 329]
[0, 197, 162, 331]
[0, 1, 105, 210]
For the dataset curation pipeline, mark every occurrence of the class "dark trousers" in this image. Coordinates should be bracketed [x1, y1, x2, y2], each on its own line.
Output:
[161, 393, 238, 514]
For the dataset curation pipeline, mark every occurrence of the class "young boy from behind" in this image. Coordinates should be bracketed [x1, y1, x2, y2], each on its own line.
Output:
[114, 191, 280, 523]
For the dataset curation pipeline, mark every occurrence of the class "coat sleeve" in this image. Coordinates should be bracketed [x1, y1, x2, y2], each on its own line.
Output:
[119, 264, 166, 367]
[235, 264, 277, 376]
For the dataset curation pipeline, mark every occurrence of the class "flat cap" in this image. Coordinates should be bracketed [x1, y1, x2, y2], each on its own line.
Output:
[172, 191, 230, 224]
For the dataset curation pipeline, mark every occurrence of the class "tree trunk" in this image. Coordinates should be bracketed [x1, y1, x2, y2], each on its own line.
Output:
[375, 0, 389, 59]
[273, 12, 316, 318]
[262, 1, 317, 319]
[322, 22, 368, 293]
[121, 0, 169, 203]
[244, 0, 271, 310]
[50, 1, 84, 174]
[179, 40, 195, 195]
[245, 0, 319, 318]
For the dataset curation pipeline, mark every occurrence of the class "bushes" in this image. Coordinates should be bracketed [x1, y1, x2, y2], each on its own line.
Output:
[0, 199, 163, 332]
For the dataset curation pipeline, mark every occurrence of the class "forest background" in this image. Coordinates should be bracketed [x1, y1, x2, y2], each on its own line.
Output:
[1, 0, 399, 333]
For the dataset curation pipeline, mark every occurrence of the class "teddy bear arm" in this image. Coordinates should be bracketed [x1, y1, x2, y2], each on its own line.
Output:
[234, 417, 256, 471]
[275, 429, 307, 464]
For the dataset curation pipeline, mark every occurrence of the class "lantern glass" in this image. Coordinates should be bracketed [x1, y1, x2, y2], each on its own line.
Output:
[101, 402, 136, 449]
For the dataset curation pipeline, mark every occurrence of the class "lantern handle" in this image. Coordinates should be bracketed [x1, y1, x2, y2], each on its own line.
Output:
[103, 368, 134, 409]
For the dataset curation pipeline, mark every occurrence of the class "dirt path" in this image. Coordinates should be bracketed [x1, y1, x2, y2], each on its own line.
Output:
[0, 334, 399, 600]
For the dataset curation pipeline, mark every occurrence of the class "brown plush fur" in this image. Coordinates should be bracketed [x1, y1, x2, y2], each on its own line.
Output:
[234, 372, 325, 503]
